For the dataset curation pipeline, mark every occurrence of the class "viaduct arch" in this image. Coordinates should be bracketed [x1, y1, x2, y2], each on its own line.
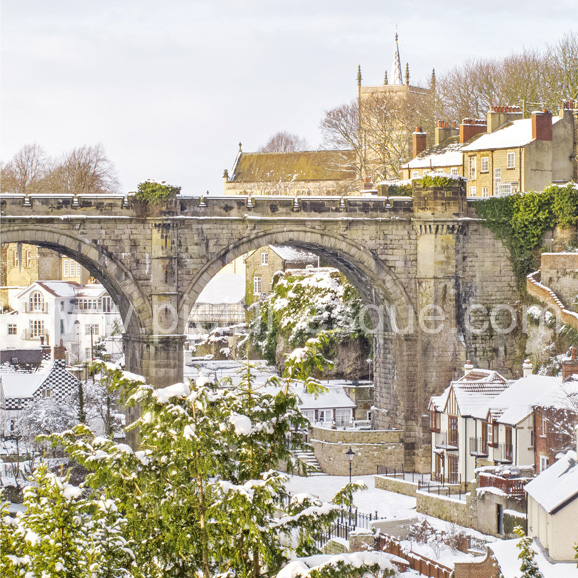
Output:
[1, 188, 520, 468]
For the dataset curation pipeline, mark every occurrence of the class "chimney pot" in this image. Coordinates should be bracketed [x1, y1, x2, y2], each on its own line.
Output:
[523, 359, 533, 378]
[464, 360, 474, 376]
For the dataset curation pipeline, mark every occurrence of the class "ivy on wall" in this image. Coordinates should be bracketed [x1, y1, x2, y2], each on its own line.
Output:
[473, 183, 578, 283]
[133, 179, 181, 205]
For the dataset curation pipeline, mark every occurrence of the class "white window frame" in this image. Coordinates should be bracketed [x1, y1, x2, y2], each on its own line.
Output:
[29, 291, 45, 312]
[480, 157, 489, 173]
[469, 156, 476, 180]
[261, 252, 269, 266]
[412, 170, 420, 178]
[318, 409, 333, 423]
[482, 187, 489, 198]
[539, 455, 549, 472]
[76, 262, 81, 276]
[335, 408, 352, 427]
[450, 167, 458, 176]
[13, 251, 19, 267]
[469, 186, 476, 196]
[85, 324, 100, 336]
[63, 259, 69, 277]
[29, 319, 45, 338]
[302, 410, 315, 423]
[507, 152, 515, 169]
[7, 324, 17, 335]
[26, 251, 32, 268]
[253, 276, 262, 295]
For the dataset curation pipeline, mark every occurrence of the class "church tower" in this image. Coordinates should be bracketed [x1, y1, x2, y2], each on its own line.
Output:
[357, 34, 431, 180]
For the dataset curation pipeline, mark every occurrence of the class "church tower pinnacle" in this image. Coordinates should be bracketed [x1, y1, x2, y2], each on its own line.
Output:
[391, 33, 403, 85]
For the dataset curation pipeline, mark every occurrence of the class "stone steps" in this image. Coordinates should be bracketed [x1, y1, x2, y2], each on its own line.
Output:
[293, 450, 324, 475]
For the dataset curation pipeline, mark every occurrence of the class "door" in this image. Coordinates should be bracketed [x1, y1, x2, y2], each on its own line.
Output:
[447, 455, 458, 484]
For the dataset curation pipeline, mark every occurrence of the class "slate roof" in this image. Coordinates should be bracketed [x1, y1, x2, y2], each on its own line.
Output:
[524, 450, 578, 514]
[195, 274, 245, 305]
[269, 246, 318, 264]
[230, 150, 357, 183]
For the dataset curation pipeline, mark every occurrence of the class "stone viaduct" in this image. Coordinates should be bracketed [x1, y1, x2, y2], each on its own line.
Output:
[1, 185, 519, 468]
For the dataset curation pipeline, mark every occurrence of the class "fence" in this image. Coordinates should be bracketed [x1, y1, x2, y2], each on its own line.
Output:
[478, 472, 527, 496]
[375, 465, 430, 484]
[376, 534, 453, 578]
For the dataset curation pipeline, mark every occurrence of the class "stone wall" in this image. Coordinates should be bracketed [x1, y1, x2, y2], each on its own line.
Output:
[374, 475, 418, 497]
[310, 426, 403, 476]
[342, 383, 373, 419]
[453, 549, 501, 578]
[416, 490, 471, 527]
[540, 252, 578, 307]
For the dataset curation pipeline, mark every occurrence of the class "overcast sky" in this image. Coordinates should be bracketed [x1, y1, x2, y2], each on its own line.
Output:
[2, 1, 577, 195]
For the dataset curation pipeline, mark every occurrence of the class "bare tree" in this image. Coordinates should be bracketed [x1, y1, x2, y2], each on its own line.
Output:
[258, 131, 309, 153]
[45, 144, 119, 195]
[1, 144, 47, 195]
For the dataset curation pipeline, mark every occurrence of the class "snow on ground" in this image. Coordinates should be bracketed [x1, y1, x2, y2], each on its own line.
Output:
[285, 473, 497, 569]
[286, 474, 415, 520]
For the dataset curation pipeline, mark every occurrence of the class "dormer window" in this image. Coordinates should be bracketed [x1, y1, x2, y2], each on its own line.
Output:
[29, 291, 45, 312]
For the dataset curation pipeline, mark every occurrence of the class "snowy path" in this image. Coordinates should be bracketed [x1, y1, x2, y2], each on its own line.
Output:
[285, 474, 416, 519]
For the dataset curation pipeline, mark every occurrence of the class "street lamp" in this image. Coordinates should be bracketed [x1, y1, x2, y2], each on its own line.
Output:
[346, 447, 355, 522]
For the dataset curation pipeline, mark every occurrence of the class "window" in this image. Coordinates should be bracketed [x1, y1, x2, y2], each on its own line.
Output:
[261, 252, 269, 266]
[335, 408, 351, 427]
[494, 167, 501, 185]
[469, 156, 476, 180]
[85, 324, 100, 336]
[480, 157, 489, 173]
[63, 259, 69, 277]
[429, 410, 441, 432]
[85, 347, 92, 359]
[60, 319, 64, 334]
[507, 152, 515, 169]
[76, 262, 81, 276]
[412, 170, 420, 178]
[302, 410, 315, 423]
[253, 276, 262, 295]
[29, 291, 45, 312]
[450, 167, 458, 176]
[13, 251, 19, 267]
[540, 413, 548, 437]
[492, 423, 499, 446]
[29, 320, 45, 338]
[539, 455, 549, 472]
[26, 251, 32, 268]
[488, 422, 493, 445]
[77, 299, 97, 310]
[100, 296, 112, 313]
[318, 409, 333, 423]
[8, 324, 17, 335]
[482, 187, 489, 198]
[42, 389, 51, 398]
[469, 185, 476, 196]
[448, 416, 458, 446]
[481, 421, 488, 453]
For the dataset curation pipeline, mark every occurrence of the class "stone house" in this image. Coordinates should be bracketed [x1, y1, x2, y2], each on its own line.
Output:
[223, 147, 359, 197]
[1, 244, 90, 308]
[525, 440, 578, 562]
[462, 102, 578, 197]
[400, 120, 482, 179]
[244, 245, 318, 307]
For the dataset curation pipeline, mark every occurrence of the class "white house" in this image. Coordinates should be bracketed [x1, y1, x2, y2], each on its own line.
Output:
[429, 367, 510, 485]
[525, 442, 578, 562]
[0, 281, 121, 365]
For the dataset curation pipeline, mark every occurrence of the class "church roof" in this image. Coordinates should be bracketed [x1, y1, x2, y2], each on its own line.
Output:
[230, 150, 357, 183]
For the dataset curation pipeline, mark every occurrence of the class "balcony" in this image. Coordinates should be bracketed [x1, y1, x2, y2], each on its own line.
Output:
[492, 443, 513, 463]
[434, 432, 458, 451]
[469, 437, 488, 457]
[479, 472, 527, 496]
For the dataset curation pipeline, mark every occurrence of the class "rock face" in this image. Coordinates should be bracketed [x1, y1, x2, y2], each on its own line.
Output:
[275, 335, 371, 380]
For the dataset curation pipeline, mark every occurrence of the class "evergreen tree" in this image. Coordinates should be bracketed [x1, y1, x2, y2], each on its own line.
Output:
[514, 526, 543, 578]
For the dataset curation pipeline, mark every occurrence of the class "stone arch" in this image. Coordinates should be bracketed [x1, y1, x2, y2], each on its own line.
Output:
[179, 226, 415, 333]
[1, 225, 149, 336]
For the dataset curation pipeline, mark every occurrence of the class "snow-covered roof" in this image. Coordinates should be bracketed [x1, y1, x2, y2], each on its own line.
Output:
[261, 383, 355, 410]
[462, 116, 563, 152]
[489, 537, 574, 578]
[488, 375, 561, 425]
[269, 245, 318, 264]
[452, 381, 512, 418]
[16, 281, 108, 300]
[195, 274, 245, 305]
[524, 450, 578, 514]
[403, 141, 464, 169]
[0, 370, 48, 398]
[76, 284, 107, 298]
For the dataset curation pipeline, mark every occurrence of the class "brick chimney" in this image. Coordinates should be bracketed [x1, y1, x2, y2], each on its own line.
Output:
[459, 118, 487, 144]
[487, 106, 522, 133]
[464, 360, 474, 376]
[435, 121, 459, 145]
[562, 347, 578, 381]
[53, 339, 67, 368]
[532, 110, 552, 141]
[412, 126, 427, 158]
